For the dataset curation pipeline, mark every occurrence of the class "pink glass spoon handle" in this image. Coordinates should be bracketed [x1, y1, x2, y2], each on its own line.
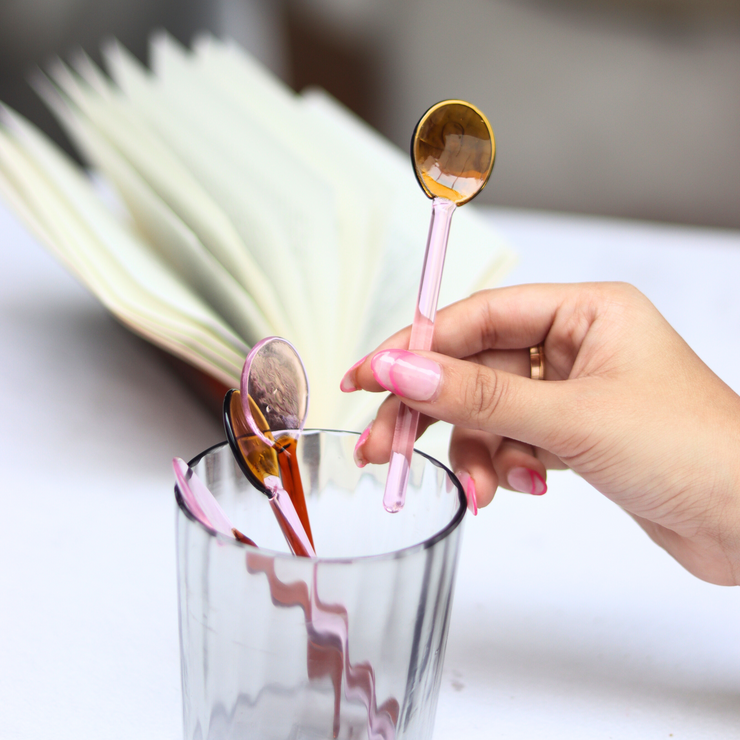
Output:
[264, 475, 317, 558]
[382, 197, 456, 513]
[173, 457, 255, 545]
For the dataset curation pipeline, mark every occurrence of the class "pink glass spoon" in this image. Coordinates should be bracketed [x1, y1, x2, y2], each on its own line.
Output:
[172, 457, 256, 546]
[383, 100, 495, 513]
[223, 337, 315, 557]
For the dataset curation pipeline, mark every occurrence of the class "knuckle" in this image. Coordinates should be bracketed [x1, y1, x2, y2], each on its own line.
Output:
[477, 294, 501, 348]
[592, 281, 645, 309]
[461, 365, 508, 429]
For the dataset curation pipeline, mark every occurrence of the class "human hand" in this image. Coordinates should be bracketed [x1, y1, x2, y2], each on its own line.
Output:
[340, 283, 740, 586]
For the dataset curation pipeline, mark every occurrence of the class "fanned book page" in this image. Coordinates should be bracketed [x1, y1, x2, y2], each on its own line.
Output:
[0, 34, 516, 433]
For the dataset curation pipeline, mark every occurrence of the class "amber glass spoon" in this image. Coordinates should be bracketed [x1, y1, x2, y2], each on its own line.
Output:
[383, 100, 495, 513]
[224, 337, 315, 557]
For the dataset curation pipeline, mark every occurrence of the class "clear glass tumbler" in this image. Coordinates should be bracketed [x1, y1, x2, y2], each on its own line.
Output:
[175, 430, 466, 740]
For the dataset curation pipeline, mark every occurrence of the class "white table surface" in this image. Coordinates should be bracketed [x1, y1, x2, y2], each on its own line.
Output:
[1, 198, 738, 740]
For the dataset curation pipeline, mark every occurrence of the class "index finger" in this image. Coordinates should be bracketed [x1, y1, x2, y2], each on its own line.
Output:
[427, 282, 601, 356]
[344, 282, 600, 393]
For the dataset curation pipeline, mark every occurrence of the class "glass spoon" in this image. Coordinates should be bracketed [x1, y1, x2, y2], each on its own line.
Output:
[240, 336, 309, 450]
[240, 336, 313, 548]
[223, 337, 315, 557]
[172, 457, 257, 546]
[383, 100, 495, 513]
[222, 341, 396, 733]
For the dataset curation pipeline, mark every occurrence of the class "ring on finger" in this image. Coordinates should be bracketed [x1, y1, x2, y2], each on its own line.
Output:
[529, 344, 546, 380]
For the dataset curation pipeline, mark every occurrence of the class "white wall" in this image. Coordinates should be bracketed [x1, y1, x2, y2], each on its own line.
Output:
[373, 0, 740, 227]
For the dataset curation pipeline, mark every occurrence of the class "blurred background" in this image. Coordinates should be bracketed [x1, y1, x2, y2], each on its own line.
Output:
[1, 0, 738, 228]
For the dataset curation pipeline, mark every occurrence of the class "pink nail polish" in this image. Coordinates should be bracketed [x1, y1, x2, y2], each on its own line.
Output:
[456, 470, 478, 515]
[370, 350, 441, 401]
[353, 421, 373, 468]
[508, 467, 547, 495]
[340, 354, 369, 393]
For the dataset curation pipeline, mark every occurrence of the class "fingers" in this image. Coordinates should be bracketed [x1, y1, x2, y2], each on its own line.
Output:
[339, 283, 593, 395]
[359, 347, 575, 455]
[339, 282, 622, 499]
[352, 392, 437, 467]
[344, 283, 604, 381]
[492, 439, 548, 496]
[448, 427, 501, 511]
[448, 429, 551, 512]
[343, 344, 537, 396]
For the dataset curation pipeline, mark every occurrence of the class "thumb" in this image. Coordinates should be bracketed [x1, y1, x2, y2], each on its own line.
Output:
[370, 348, 576, 452]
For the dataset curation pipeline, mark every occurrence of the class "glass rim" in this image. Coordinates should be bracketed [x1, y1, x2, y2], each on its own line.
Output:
[174, 429, 467, 564]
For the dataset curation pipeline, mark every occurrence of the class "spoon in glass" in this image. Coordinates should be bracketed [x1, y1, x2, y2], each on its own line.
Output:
[224, 337, 316, 557]
[172, 457, 257, 546]
[383, 100, 495, 513]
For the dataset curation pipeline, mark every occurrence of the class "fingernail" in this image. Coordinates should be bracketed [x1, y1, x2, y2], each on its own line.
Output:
[371, 349, 441, 401]
[340, 354, 369, 393]
[353, 421, 373, 468]
[508, 467, 547, 495]
[456, 470, 478, 515]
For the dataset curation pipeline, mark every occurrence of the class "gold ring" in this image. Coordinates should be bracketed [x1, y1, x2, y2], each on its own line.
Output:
[529, 344, 545, 380]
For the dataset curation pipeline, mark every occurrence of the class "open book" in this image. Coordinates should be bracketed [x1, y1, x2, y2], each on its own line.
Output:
[0, 33, 515, 438]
